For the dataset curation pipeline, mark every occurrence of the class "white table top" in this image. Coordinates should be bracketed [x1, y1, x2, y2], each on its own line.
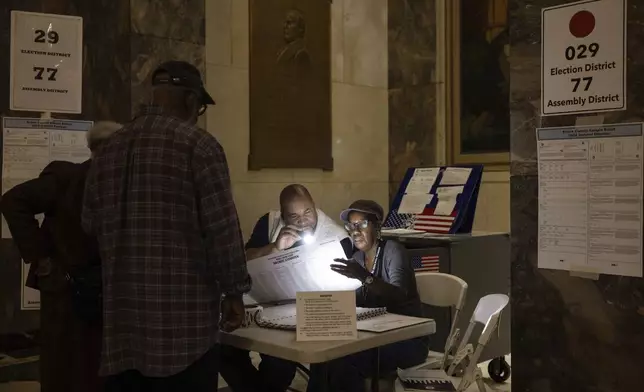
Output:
[220, 319, 436, 364]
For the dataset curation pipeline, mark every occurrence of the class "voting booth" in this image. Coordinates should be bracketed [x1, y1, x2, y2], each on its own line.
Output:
[382, 166, 510, 364]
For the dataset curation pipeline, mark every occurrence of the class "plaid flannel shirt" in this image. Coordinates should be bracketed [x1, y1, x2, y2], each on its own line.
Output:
[82, 106, 251, 377]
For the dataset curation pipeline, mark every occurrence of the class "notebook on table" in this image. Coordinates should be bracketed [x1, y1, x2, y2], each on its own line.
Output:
[397, 369, 456, 391]
[256, 304, 430, 332]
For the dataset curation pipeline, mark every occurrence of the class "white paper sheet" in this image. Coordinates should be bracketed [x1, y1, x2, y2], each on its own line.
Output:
[398, 193, 433, 214]
[435, 186, 464, 196]
[296, 291, 357, 341]
[434, 196, 457, 216]
[381, 228, 426, 235]
[2, 118, 92, 239]
[405, 168, 439, 194]
[356, 313, 430, 333]
[440, 167, 472, 186]
[537, 123, 644, 277]
[21, 261, 40, 310]
[246, 239, 361, 303]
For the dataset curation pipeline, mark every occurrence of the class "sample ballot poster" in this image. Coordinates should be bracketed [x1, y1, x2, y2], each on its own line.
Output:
[2, 117, 92, 309]
[541, 0, 627, 116]
[537, 123, 643, 277]
[1, 117, 92, 238]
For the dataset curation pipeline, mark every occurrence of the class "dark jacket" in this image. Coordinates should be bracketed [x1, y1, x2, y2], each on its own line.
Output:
[0, 160, 99, 290]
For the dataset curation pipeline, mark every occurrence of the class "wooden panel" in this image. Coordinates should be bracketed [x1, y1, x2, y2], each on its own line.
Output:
[249, 0, 332, 170]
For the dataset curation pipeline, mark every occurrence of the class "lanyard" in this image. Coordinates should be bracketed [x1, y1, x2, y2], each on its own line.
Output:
[368, 240, 384, 274]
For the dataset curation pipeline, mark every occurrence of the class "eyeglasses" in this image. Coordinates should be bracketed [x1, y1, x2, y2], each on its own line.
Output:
[198, 104, 207, 117]
[345, 220, 369, 232]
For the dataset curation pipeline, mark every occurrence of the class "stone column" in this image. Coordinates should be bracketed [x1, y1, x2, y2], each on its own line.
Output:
[510, 1, 644, 391]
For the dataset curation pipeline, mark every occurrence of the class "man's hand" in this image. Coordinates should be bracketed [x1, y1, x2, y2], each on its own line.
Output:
[274, 226, 301, 251]
[220, 295, 245, 333]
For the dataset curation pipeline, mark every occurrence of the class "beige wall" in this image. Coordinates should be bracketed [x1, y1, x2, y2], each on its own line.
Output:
[205, 0, 389, 238]
[472, 171, 510, 233]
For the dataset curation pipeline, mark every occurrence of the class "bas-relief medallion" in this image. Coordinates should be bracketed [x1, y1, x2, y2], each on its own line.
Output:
[511, 1, 644, 391]
[248, 0, 332, 170]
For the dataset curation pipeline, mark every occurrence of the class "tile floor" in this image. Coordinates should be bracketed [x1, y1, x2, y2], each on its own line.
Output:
[0, 355, 511, 392]
[217, 353, 512, 391]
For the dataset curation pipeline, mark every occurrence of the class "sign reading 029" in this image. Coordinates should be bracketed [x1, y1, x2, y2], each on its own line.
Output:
[10, 11, 83, 114]
[541, 0, 627, 116]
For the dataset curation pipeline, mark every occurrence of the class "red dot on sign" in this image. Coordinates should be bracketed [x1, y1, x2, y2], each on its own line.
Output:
[569, 10, 595, 38]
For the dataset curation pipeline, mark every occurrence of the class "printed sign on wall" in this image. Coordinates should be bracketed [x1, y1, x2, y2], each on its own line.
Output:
[10, 11, 83, 113]
[541, 0, 627, 116]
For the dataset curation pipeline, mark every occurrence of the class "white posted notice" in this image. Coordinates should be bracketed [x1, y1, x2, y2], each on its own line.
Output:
[21, 262, 40, 310]
[2, 117, 92, 239]
[296, 291, 357, 341]
[537, 123, 643, 277]
[10, 11, 84, 113]
[541, 0, 626, 116]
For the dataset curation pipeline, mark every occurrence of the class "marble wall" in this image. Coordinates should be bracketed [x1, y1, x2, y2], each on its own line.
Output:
[0, 0, 131, 336]
[388, 0, 510, 233]
[206, 0, 389, 237]
[510, 1, 644, 391]
[0, 0, 206, 338]
[130, 0, 206, 119]
[388, 0, 437, 200]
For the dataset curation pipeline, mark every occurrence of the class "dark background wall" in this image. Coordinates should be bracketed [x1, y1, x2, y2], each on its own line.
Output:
[0, 0, 205, 338]
[388, 0, 437, 200]
[510, 0, 644, 391]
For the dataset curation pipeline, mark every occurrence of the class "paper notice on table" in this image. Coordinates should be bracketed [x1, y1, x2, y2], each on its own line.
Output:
[537, 123, 644, 277]
[405, 168, 439, 194]
[440, 167, 472, 185]
[434, 196, 457, 216]
[358, 313, 430, 333]
[296, 290, 357, 341]
[247, 238, 361, 303]
[398, 193, 433, 214]
[2, 117, 92, 239]
[21, 262, 40, 310]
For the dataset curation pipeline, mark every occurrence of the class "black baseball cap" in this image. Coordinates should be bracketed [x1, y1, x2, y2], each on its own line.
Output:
[340, 200, 384, 223]
[152, 61, 215, 105]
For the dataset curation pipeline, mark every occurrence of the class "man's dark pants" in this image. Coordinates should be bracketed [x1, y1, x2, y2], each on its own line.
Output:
[104, 345, 219, 392]
[219, 344, 297, 392]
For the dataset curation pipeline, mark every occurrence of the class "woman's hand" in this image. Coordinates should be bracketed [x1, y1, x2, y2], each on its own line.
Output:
[330, 258, 369, 282]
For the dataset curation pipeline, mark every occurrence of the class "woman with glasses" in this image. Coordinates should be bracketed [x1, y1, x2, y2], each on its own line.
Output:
[306, 199, 429, 392]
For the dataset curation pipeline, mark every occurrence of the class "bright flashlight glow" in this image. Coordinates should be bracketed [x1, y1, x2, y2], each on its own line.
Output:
[302, 234, 315, 244]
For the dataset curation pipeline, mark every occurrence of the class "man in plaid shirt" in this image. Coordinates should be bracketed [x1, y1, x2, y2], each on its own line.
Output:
[82, 61, 251, 391]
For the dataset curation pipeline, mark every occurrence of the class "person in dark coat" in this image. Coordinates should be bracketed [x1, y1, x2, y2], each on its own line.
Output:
[0, 121, 122, 392]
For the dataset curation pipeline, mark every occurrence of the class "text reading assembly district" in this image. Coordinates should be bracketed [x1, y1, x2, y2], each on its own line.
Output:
[541, 0, 626, 116]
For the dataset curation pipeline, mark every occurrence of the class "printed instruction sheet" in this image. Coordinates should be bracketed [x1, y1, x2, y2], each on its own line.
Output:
[537, 123, 643, 277]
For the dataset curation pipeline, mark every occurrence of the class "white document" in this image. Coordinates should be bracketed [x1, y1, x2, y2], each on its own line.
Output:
[537, 123, 643, 277]
[397, 368, 455, 391]
[435, 186, 464, 196]
[1, 117, 92, 239]
[434, 197, 457, 216]
[405, 168, 439, 194]
[296, 291, 357, 341]
[357, 313, 430, 333]
[381, 228, 426, 235]
[11, 11, 84, 113]
[440, 167, 472, 186]
[541, 0, 626, 116]
[21, 262, 40, 310]
[398, 193, 432, 214]
[247, 238, 361, 303]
